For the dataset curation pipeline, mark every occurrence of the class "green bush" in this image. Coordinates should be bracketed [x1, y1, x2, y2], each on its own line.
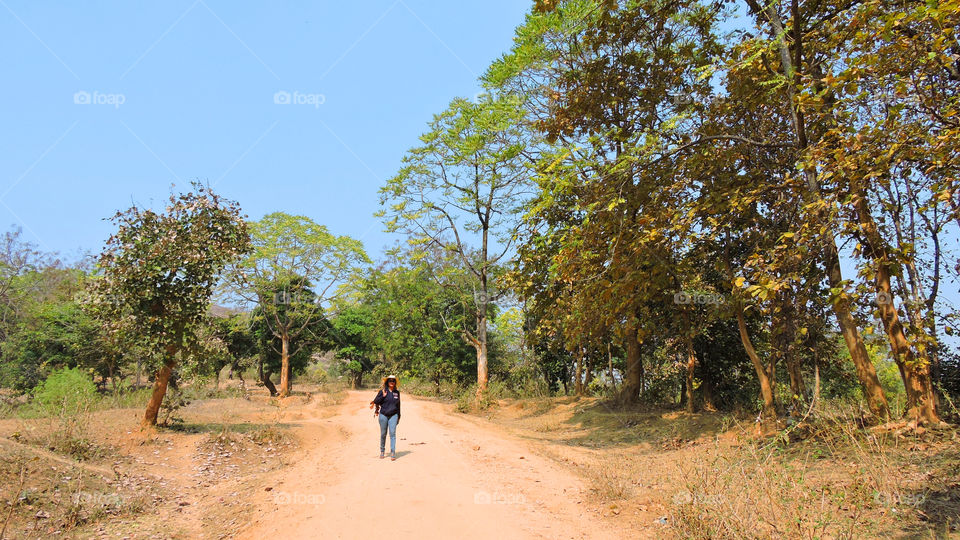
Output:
[33, 367, 98, 415]
[455, 389, 472, 412]
[159, 387, 190, 427]
[438, 379, 461, 400]
[399, 378, 438, 397]
[107, 381, 153, 409]
[875, 358, 905, 399]
[455, 381, 510, 412]
[391, 377, 463, 400]
[302, 362, 329, 385]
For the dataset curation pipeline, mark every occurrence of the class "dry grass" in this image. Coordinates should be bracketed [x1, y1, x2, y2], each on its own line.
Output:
[0, 383, 336, 539]
[311, 387, 347, 407]
[668, 441, 874, 538]
[530, 416, 564, 433]
[468, 395, 960, 538]
[584, 453, 637, 501]
[665, 405, 960, 539]
[0, 450, 158, 537]
[10, 404, 106, 462]
[248, 424, 289, 446]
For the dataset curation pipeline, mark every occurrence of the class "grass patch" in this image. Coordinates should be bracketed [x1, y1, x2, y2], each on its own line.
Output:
[249, 424, 288, 446]
[0, 451, 158, 537]
[666, 405, 960, 538]
[584, 454, 636, 501]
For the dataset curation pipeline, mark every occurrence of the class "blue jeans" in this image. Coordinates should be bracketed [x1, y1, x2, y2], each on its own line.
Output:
[378, 413, 398, 454]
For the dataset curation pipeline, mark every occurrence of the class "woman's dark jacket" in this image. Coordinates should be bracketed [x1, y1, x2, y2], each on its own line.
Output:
[373, 388, 400, 420]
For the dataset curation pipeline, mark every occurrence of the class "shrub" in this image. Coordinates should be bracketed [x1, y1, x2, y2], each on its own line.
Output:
[249, 424, 287, 446]
[438, 379, 461, 400]
[455, 390, 472, 413]
[395, 378, 463, 400]
[159, 388, 191, 427]
[33, 367, 98, 415]
[398, 378, 438, 397]
[108, 383, 153, 409]
[302, 362, 329, 385]
[455, 381, 510, 412]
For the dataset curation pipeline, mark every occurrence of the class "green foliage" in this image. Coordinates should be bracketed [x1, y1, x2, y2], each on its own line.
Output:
[249, 297, 325, 379]
[87, 183, 251, 372]
[33, 367, 97, 416]
[470, 0, 960, 420]
[329, 304, 375, 385]
[871, 347, 906, 402]
[378, 95, 534, 391]
[0, 264, 111, 393]
[301, 362, 329, 385]
[344, 257, 478, 387]
[158, 387, 191, 427]
[400, 377, 462, 400]
[231, 212, 367, 330]
[228, 212, 367, 394]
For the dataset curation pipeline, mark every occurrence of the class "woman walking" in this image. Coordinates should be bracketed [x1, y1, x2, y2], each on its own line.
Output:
[369, 375, 401, 460]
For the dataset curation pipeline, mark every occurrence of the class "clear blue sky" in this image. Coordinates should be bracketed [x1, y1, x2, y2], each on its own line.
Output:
[0, 0, 531, 260]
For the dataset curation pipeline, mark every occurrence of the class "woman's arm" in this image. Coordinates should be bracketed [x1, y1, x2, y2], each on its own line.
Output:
[370, 390, 385, 415]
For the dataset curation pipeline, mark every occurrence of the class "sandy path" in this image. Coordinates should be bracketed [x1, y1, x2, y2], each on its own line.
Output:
[237, 391, 620, 540]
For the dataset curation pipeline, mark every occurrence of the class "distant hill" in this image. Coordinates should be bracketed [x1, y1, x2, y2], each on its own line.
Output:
[209, 304, 243, 318]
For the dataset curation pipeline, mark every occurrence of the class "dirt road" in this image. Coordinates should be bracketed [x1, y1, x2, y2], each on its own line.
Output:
[237, 391, 622, 539]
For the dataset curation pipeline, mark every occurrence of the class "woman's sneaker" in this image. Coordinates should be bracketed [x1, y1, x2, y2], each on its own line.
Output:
[380, 451, 385, 459]
[390, 452, 396, 461]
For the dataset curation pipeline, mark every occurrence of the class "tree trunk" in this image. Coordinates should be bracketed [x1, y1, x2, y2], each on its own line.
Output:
[746, 0, 891, 421]
[542, 365, 554, 393]
[853, 190, 940, 424]
[574, 346, 584, 396]
[825, 240, 892, 419]
[108, 360, 117, 395]
[258, 356, 278, 396]
[584, 350, 593, 389]
[734, 305, 778, 432]
[684, 337, 697, 414]
[618, 317, 642, 404]
[702, 367, 717, 413]
[724, 237, 776, 426]
[561, 362, 569, 395]
[475, 311, 488, 400]
[262, 370, 278, 396]
[279, 333, 291, 397]
[142, 359, 175, 428]
[785, 353, 806, 409]
[607, 343, 616, 390]
[778, 296, 806, 409]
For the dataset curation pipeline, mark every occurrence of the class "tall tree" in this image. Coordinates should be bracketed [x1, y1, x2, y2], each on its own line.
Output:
[89, 184, 250, 427]
[229, 212, 367, 397]
[329, 304, 375, 388]
[379, 97, 532, 398]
